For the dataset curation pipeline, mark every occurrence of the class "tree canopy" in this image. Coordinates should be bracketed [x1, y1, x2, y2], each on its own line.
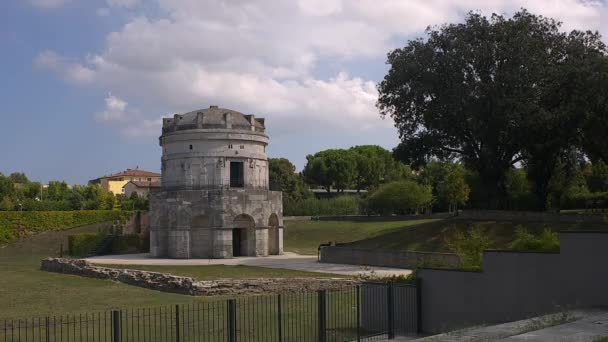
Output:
[378, 10, 608, 209]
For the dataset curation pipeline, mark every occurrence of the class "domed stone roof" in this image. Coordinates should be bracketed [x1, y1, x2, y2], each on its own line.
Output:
[162, 105, 265, 134]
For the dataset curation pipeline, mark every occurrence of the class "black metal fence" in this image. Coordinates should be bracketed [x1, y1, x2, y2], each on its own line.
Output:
[1, 283, 420, 342]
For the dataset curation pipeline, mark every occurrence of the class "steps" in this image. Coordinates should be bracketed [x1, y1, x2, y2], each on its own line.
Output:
[86, 235, 116, 257]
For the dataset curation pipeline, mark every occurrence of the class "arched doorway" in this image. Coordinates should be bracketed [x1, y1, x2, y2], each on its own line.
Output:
[233, 214, 255, 257]
[268, 213, 280, 255]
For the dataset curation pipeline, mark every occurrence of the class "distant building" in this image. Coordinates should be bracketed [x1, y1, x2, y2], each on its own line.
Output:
[123, 180, 161, 197]
[89, 169, 161, 195]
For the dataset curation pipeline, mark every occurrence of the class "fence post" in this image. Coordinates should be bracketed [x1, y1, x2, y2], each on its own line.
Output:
[277, 295, 283, 342]
[59, 243, 63, 258]
[318, 290, 326, 342]
[416, 278, 423, 333]
[356, 286, 361, 342]
[175, 305, 180, 342]
[45, 317, 50, 342]
[387, 282, 395, 339]
[112, 310, 121, 342]
[228, 299, 237, 342]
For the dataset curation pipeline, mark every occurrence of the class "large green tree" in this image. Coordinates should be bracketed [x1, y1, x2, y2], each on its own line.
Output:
[349, 145, 412, 192]
[268, 158, 312, 202]
[377, 10, 607, 209]
[303, 149, 356, 192]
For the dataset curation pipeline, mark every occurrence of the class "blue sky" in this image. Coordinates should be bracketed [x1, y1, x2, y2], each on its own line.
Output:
[1, 0, 606, 185]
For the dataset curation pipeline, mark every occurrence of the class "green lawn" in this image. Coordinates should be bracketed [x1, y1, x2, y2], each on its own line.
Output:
[3, 215, 607, 320]
[283, 218, 439, 254]
[284, 217, 608, 253]
[0, 223, 339, 320]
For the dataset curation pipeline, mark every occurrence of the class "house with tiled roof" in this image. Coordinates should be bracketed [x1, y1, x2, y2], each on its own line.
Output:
[123, 180, 161, 197]
[89, 168, 161, 195]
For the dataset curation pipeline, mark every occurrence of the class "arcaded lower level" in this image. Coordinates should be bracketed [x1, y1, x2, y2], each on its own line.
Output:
[149, 189, 283, 259]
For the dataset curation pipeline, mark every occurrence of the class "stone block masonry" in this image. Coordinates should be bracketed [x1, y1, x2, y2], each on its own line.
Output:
[41, 258, 357, 296]
[151, 106, 283, 259]
[320, 246, 460, 269]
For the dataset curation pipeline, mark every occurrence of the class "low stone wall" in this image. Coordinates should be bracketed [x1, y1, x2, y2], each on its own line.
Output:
[319, 246, 460, 269]
[284, 212, 455, 222]
[41, 258, 357, 296]
[459, 210, 606, 224]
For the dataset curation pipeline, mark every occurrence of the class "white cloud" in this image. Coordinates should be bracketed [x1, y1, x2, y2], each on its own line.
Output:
[96, 94, 128, 122]
[38, 0, 608, 139]
[95, 94, 161, 138]
[97, 8, 110, 16]
[29, 0, 71, 9]
[107, 0, 139, 8]
[34, 50, 95, 84]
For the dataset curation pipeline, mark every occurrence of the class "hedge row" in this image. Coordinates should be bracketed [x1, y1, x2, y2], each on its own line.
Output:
[284, 196, 361, 216]
[68, 232, 148, 256]
[111, 234, 149, 254]
[68, 233, 106, 256]
[561, 192, 608, 210]
[0, 210, 133, 245]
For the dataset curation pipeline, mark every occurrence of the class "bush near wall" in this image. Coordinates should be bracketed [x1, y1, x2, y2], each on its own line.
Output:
[68, 233, 106, 256]
[284, 196, 361, 216]
[111, 234, 149, 254]
[561, 192, 608, 210]
[0, 210, 133, 245]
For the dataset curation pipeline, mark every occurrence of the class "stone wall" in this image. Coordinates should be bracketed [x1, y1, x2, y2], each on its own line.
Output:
[41, 258, 356, 296]
[319, 246, 460, 269]
[150, 188, 282, 259]
[417, 232, 608, 333]
[458, 210, 606, 224]
[122, 211, 150, 235]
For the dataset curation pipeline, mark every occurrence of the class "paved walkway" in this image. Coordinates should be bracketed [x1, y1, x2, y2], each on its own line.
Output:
[85, 252, 413, 277]
[398, 310, 608, 342]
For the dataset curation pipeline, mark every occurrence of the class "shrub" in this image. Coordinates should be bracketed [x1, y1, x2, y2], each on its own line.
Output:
[68, 233, 106, 256]
[446, 225, 491, 271]
[366, 180, 433, 215]
[111, 234, 148, 254]
[511, 226, 560, 252]
[0, 210, 133, 245]
[560, 191, 608, 210]
[284, 196, 361, 216]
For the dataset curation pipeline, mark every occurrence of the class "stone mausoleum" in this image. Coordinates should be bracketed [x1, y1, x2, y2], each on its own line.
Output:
[149, 106, 283, 259]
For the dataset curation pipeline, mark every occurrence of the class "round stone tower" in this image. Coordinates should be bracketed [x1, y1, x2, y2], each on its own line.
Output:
[149, 105, 283, 259]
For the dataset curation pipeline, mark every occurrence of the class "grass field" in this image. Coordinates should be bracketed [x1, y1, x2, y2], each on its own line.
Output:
[0, 224, 340, 320]
[283, 218, 439, 254]
[2, 214, 607, 320]
[284, 217, 608, 253]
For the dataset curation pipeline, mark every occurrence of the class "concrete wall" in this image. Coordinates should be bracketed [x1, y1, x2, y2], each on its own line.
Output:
[418, 232, 608, 333]
[320, 246, 460, 269]
[459, 210, 606, 224]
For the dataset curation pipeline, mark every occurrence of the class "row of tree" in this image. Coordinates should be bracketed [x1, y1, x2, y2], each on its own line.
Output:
[378, 10, 608, 210]
[271, 147, 608, 214]
[302, 145, 411, 193]
[0, 172, 148, 211]
[270, 147, 472, 214]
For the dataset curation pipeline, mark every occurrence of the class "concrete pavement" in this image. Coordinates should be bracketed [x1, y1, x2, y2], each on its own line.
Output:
[85, 252, 413, 277]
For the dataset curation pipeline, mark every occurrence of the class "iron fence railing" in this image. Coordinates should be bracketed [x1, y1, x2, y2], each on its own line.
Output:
[1, 283, 420, 342]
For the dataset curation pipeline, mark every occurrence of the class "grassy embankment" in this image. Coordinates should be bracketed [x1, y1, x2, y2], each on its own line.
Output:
[283, 216, 608, 254]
